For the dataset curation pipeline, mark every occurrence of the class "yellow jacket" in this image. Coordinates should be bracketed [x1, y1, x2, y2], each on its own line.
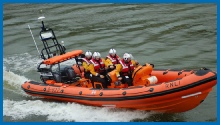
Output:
[105, 55, 121, 67]
[81, 58, 92, 72]
[115, 60, 140, 77]
[82, 61, 90, 72]
[105, 58, 114, 68]
[88, 58, 106, 76]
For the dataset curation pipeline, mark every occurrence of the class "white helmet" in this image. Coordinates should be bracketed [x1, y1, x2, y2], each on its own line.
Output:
[93, 52, 101, 58]
[109, 48, 116, 54]
[123, 53, 131, 61]
[85, 51, 92, 57]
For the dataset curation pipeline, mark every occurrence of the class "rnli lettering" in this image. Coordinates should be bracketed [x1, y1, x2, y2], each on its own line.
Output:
[165, 81, 180, 88]
[47, 87, 60, 93]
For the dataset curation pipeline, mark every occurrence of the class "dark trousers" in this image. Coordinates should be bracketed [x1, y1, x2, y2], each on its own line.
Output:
[84, 72, 91, 79]
[91, 76, 108, 88]
[106, 67, 115, 72]
[121, 75, 133, 86]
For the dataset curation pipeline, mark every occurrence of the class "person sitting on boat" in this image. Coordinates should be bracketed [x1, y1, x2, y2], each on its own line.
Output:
[88, 52, 108, 88]
[115, 53, 139, 87]
[82, 50, 92, 79]
[105, 48, 121, 72]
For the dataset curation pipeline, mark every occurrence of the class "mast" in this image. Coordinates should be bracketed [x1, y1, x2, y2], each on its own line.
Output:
[38, 16, 66, 60]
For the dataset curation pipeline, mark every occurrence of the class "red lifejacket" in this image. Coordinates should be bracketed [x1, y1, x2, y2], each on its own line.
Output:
[90, 58, 105, 73]
[106, 55, 120, 64]
[119, 59, 134, 75]
[82, 58, 91, 65]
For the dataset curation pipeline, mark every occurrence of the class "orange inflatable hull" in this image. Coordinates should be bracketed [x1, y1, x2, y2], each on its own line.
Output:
[21, 68, 217, 113]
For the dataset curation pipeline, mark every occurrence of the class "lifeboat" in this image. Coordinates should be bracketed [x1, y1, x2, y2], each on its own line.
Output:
[21, 16, 217, 113]
[22, 63, 217, 113]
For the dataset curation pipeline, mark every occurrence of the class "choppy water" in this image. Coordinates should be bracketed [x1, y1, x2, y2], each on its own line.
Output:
[3, 4, 217, 122]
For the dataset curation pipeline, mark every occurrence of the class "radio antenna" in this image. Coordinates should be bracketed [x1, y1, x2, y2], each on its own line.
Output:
[28, 24, 41, 57]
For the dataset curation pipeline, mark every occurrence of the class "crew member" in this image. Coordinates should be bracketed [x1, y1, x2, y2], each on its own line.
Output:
[88, 52, 108, 88]
[82, 51, 92, 79]
[115, 53, 139, 87]
[105, 48, 120, 72]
